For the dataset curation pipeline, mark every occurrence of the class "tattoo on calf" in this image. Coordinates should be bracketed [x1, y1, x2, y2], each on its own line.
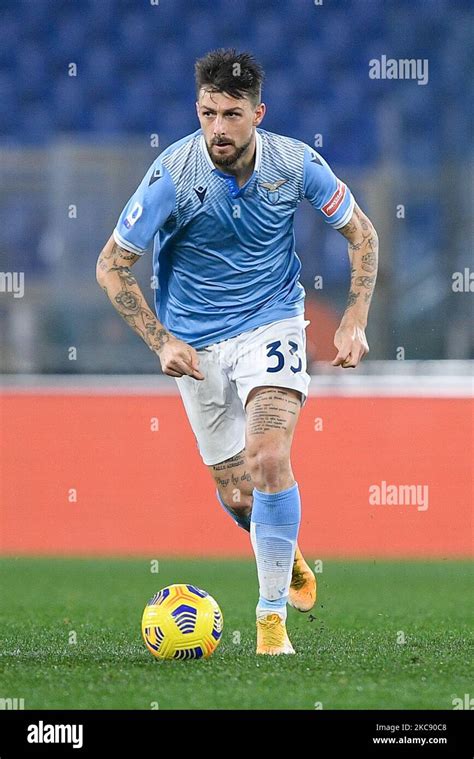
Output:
[211, 449, 253, 495]
[212, 450, 246, 473]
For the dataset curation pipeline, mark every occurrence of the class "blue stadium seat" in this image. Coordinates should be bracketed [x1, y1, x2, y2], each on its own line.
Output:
[52, 78, 89, 131]
[50, 12, 88, 62]
[0, 12, 19, 63]
[14, 42, 49, 100]
[90, 100, 125, 135]
[119, 74, 159, 132]
[152, 44, 190, 93]
[20, 100, 54, 141]
[250, 11, 289, 60]
[84, 45, 118, 99]
[0, 0, 464, 173]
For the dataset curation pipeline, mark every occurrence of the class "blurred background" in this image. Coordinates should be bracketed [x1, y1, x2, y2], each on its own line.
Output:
[0, 0, 472, 560]
[0, 0, 472, 373]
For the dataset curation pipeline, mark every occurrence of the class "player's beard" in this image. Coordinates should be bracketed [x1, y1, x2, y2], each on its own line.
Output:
[209, 135, 253, 168]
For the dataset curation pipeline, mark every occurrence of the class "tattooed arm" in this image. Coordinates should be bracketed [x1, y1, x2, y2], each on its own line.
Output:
[331, 204, 379, 368]
[96, 235, 204, 379]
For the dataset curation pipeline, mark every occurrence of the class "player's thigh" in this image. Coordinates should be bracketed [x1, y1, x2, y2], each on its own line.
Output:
[233, 314, 310, 453]
[233, 314, 310, 422]
[245, 385, 302, 455]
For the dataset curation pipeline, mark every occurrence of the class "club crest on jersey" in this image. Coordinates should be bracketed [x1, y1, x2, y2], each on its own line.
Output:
[257, 178, 288, 204]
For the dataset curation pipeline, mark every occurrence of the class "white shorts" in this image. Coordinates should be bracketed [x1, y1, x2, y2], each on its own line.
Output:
[174, 314, 311, 466]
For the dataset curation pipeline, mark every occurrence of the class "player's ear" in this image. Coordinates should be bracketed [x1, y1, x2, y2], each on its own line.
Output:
[254, 102, 266, 127]
[195, 101, 200, 118]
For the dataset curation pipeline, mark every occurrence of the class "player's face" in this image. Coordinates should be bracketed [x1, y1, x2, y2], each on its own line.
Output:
[196, 89, 265, 169]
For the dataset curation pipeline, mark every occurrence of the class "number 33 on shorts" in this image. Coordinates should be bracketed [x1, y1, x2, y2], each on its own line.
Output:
[266, 339, 303, 374]
[231, 315, 311, 409]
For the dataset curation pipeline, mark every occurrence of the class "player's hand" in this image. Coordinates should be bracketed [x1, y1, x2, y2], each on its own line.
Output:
[157, 337, 205, 380]
[331, 322, 369, 369]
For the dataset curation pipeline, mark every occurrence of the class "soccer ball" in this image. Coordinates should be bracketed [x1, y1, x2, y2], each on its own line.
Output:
[141, 583, 224, 660]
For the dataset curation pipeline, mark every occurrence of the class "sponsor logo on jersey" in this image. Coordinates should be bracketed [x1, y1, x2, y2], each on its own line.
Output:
[124, 202, 143, 229]
[148, 167, 162, 186]
[194, 185, 207, 204]
[322, 180, 346, 217]
[310, 151, 323, 165]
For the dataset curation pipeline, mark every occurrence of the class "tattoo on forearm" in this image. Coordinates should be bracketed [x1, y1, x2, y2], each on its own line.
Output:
[346, 290, 360, 308]
[108, 265, 138, 286]
[361, 250, 377, 272]
[102, 243, 139, 263]
[115, 290, 140, 313]
[367, 235, 378, 251]
[354, 275, 376, 289]
[339, 204, 379, 316]
[99, 245, 172, 352]
[151, 328, 172, 352]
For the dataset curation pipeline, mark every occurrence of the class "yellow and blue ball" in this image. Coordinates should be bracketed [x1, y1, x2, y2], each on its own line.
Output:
[141, 583, 223, 660]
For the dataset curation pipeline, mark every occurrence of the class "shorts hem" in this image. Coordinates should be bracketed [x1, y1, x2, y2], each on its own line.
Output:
[242, 382, 309, 409]
[202, 439, 246, 467]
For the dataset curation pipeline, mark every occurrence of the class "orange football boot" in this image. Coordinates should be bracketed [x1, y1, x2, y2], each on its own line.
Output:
[289, 545, 317, 612]
[256, 613, 295, 655]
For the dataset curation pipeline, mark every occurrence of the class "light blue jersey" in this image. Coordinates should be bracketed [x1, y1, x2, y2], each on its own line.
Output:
[113, 128, 355, 348]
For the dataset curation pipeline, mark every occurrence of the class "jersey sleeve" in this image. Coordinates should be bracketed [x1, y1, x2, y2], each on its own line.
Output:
[302, 145, 355, 229]
[113, 158, 176, 254]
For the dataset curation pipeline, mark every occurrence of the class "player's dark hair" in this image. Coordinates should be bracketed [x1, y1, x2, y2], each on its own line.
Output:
[195, 48, 264, 106]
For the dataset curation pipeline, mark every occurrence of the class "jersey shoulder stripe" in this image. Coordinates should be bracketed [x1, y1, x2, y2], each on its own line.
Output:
[158, 129, 202, 187]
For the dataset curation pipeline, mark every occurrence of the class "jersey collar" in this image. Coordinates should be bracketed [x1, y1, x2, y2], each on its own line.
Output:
[200, 130, 262, 174]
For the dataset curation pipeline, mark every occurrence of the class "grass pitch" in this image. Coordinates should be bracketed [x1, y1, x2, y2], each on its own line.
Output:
[0, 558, 472, 710]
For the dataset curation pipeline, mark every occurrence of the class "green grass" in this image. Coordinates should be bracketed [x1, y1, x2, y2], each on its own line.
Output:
[0, 558, 472, 710]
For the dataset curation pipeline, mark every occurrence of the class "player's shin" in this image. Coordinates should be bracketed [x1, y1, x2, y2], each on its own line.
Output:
[250, 482, 301, 621]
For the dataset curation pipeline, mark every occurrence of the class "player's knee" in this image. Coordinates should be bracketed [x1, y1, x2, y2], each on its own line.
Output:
[246, 446, 289, 490]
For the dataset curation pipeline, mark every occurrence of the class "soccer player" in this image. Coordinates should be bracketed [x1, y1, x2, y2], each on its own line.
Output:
[96, 49, 378, 655]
